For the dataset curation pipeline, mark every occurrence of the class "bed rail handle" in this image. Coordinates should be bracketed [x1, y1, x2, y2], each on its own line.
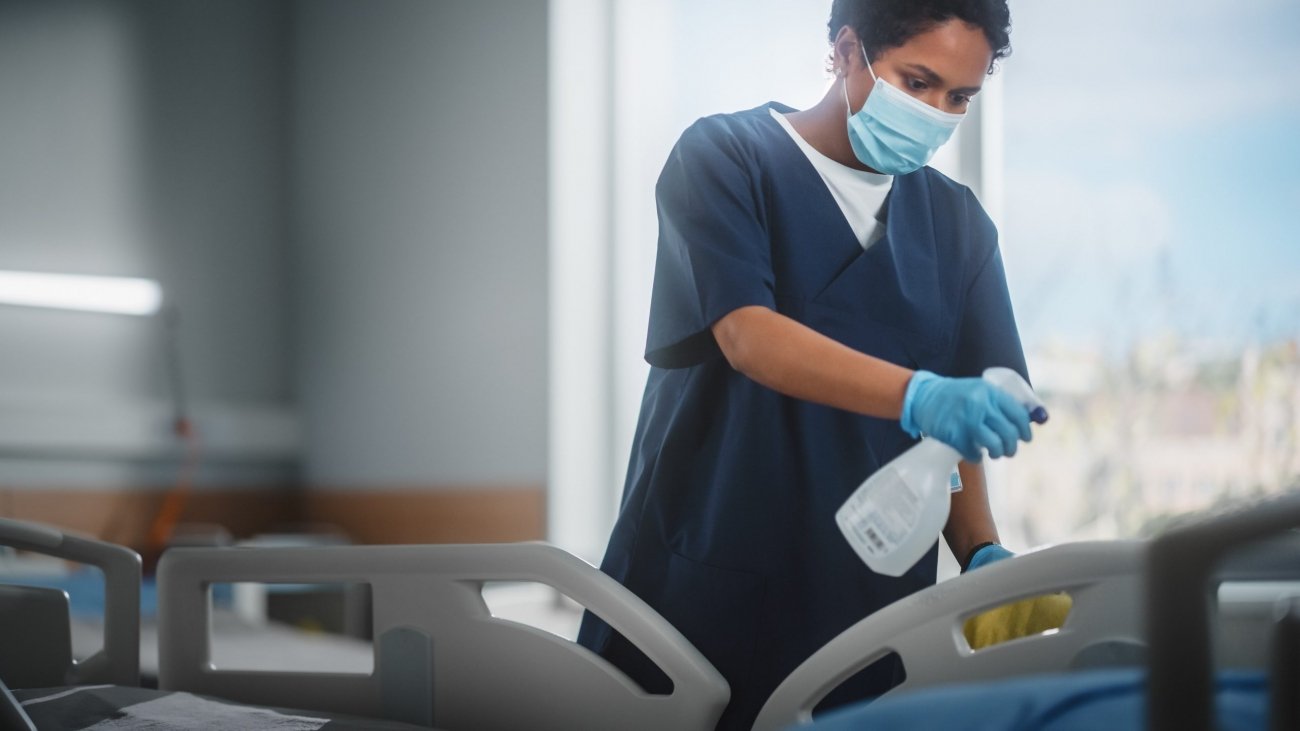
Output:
[0, 517, 141, 687]
[158, 541, 728, 731]
[752, 540, 1147, 731]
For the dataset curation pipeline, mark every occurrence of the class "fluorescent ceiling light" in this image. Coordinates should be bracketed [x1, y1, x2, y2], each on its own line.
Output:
[0, 269, 163, 316]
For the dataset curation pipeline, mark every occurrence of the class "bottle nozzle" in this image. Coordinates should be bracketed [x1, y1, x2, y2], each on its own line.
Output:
[982, 367, 1049, 425]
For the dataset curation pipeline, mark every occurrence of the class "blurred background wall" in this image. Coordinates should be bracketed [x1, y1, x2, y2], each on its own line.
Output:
[290, 0, 547, 542]
[0, 0, 547, 551]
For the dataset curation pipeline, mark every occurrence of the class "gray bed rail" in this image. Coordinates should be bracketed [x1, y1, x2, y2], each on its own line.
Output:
[157, 541, 729, 731]
[752, 540, 1146, 731]
[755, 489, 1300, 731]
[0, 517, 141, 687]
[1147, 488, 1300, 731]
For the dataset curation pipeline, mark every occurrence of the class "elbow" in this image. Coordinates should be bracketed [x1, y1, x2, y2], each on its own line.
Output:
[717, 331, 753, 375]
[712, 307, 765, 378]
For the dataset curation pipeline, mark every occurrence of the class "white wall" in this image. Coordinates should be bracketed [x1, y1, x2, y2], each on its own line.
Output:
[291, 0, 549, 488]
[0, 0, 550, 495]
[0, 0, 297, 487]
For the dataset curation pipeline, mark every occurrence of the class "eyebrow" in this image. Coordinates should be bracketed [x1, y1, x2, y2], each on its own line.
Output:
[902, 63, 983, 95]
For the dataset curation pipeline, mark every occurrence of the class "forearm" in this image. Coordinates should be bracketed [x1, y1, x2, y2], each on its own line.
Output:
[711, 305, 914, 420]
[944, 460, 1000, 563]
[714, 305, 1003, 559]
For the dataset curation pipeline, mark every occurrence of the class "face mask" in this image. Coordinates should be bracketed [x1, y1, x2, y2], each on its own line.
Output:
[845, 44, 964, 175]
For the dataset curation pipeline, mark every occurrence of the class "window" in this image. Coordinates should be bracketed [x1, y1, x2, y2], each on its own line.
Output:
[996, 0, 1300, 545]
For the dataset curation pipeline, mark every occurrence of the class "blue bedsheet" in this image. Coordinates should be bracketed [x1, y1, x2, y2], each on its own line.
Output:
[804, 669, 1267, 731]
[1, 569, 159, 618]
[1, 570, 232, 619]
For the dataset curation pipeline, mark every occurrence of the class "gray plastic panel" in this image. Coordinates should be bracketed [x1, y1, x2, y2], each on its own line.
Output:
[1146, 489, 1300, 731]
[157, 542, 728, 731]
[0, 517, 141, 687]
[378, 626, 433, 726]
[0, 585, 73, 687]
[752, 540, 1146, 731]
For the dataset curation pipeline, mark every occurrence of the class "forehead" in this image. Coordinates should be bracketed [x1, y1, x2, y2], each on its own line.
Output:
[880, 19, 993, 86]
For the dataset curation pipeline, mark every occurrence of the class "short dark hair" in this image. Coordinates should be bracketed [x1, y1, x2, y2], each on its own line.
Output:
[828, 0, 1011, 73]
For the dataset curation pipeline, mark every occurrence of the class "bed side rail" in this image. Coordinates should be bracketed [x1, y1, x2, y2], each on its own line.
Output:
[752, 540, 1145, 731]
[0, 517, 140, 687]
[157, 542, 728, 731]
[1148, 488, 1300, 731]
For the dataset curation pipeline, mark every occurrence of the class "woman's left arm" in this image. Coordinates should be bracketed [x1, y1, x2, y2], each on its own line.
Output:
[944, 460, 1000, 565]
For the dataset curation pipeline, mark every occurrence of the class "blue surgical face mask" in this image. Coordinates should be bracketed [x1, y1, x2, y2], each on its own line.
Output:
[845, 44, 965, 175]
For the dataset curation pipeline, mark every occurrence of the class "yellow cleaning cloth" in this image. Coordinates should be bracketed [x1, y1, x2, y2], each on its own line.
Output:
[963, 593, 1074, 650]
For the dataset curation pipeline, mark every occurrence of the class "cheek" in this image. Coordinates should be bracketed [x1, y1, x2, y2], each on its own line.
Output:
[855, 77, 881, 110]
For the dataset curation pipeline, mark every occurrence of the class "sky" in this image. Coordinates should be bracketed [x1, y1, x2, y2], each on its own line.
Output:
[1001, 0, 1300, 356]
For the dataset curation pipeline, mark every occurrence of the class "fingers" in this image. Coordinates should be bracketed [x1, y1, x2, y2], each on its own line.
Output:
[977, 387, 1030, 459]
[974, 424, 1003, 459]
[990, 388, 1033, 443]
[984, 412, 1021, 458]
[917, 377, 1043, 462]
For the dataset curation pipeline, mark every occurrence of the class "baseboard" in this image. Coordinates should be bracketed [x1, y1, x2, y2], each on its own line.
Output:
[0, 486, 296, 552]
[301, 486, 546, 545]
[0, 484, 546, 551]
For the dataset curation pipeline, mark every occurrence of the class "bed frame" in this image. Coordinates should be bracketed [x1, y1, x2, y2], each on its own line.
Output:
[753, 490, 1300, 731]
[5, 490, 1298, 731]
[156, 542, 728, 730]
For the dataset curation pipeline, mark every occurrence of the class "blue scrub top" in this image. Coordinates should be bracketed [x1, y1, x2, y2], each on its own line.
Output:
[577, 102, 1028, 731]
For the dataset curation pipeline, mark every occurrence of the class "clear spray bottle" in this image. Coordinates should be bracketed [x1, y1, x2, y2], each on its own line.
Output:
[835, 367, 1049, 577]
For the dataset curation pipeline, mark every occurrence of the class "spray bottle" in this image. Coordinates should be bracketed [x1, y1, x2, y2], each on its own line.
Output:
[835, 367, 1049, 577]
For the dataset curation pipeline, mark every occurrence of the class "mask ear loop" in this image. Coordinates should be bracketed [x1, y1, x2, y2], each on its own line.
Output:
[844, 41, 877, 115]
[860, 42, 878, 82]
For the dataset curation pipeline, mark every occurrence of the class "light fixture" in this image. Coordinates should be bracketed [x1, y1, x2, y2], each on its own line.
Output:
[0, 269, 163, 316]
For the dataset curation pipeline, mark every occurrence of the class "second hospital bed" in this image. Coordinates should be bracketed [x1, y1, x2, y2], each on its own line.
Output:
[3, 492, 1297, 730]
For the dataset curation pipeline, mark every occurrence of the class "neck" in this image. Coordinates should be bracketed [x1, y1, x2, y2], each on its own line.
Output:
[785, 78, 875, 172]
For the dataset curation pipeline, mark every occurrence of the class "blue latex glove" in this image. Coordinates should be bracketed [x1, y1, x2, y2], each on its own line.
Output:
[964, 543, 1014, 573]
[900, 370, 1034, 463]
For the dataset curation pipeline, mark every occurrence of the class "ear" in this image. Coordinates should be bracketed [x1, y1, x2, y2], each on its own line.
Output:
[831, 24, 866, 75]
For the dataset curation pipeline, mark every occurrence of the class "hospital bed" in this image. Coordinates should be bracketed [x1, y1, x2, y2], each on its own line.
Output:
[0, 518, 727, 730]
[753, 491, 1300, 731]
[2, 492, 1297, 730]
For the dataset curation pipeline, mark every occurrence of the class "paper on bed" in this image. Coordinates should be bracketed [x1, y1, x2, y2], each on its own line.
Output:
[84, 692, 327, 730]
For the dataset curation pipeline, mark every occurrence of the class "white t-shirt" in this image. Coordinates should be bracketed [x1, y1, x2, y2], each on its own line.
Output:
[770, 107, 893, 250]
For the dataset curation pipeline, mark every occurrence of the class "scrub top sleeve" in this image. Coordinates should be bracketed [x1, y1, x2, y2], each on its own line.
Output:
[644, 119, 776, 369]
[949, 202, 1030, 384]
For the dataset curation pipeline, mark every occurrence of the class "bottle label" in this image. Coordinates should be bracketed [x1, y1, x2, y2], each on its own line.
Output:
[950, 469, 963, 493]
[836, 471, 922, 558]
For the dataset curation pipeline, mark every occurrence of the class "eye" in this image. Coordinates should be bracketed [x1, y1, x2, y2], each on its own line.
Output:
[906, 77, 928, 91]
[950, 93, 973, 107]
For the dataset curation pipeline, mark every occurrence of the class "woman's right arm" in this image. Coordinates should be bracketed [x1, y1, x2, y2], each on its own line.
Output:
[711, 304, 914, 420]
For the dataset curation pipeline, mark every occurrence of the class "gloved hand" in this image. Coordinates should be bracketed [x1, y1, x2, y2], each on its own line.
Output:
[960, 545, 1073, 651]
[964, 542, 1014, 572]
[900, 370, 1033, 462]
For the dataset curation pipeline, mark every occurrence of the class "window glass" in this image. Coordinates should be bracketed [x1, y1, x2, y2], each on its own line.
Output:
[999, 0, 1300, 543]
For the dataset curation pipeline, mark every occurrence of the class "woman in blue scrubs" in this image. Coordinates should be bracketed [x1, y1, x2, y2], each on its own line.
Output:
[577, 1, 1033, 728]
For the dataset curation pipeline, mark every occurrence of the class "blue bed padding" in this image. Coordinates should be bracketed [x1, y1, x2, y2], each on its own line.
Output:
[803, 669, 1268, 731]
[2, 569, 158, 618]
